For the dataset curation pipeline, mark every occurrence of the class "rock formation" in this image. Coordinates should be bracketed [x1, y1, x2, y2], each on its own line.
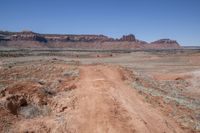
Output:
[151, 39, 179, 44]
[119, 34, 136, 41]
[9, 31, 47, 42]
[0, 31, 181, 49]
[149, 39, 180, 49]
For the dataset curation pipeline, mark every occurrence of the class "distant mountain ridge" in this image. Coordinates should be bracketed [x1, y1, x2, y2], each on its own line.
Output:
[0, 31, 181, 49]
[183, 46, 200, 49]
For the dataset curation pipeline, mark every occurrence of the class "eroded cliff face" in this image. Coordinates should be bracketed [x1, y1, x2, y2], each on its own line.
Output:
[119, 34, 136, 41]
[149, 39, 180, 49]
[43, 34, 114, 42]
[0, 31, 113, 42]
[0, 31, 181, 49]
[10, 31, 47, 42]
[151, 39, 179, 45]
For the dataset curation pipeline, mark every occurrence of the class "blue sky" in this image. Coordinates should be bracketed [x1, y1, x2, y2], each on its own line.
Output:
[0, 0, 200, 46]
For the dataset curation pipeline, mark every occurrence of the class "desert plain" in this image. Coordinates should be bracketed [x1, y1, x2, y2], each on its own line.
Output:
[0, 49, 200, 133]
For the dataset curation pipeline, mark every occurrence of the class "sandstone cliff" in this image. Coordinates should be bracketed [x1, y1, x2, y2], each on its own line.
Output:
[0, 31, 181, 49]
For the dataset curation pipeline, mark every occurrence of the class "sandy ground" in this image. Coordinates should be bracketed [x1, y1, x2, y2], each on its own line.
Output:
[9, 65, 184, 133]
[0, 50, 200, 132]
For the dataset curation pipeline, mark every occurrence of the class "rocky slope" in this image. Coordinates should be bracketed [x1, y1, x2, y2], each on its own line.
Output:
[0, 31, 181, 49]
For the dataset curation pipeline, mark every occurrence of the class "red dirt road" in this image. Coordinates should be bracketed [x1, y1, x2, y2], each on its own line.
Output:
[12, 65, 186, 133]
[66, 65, 185, 133]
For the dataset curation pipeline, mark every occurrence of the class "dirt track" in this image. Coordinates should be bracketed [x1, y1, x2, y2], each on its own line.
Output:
[0, 65, 192, 133]
[12, 65, 186, 132]
[70, 65, 185, 133]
